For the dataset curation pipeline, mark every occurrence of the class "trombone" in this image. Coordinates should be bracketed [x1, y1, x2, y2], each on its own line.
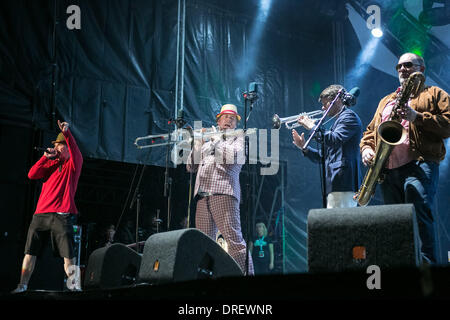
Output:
[272, 110, 323, 129]
[134, 127, 256, 149]
[134, 129, 189, 149]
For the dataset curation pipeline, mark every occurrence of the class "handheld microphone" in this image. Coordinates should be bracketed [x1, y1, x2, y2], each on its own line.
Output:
[343, 87, 360, 106]
[34, 147, 57, 159]
[34, 147, 53, 153]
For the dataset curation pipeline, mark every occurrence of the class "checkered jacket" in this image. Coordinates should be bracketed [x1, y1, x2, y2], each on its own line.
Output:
[187, 133, 245, 203]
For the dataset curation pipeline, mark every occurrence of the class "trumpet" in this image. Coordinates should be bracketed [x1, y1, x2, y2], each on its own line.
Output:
[272, 110, 324, 129]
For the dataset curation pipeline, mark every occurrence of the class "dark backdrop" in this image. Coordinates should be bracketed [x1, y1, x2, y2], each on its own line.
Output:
[1, 0, 449, 291]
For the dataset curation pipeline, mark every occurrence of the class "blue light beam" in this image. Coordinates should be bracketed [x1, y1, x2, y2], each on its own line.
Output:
[236, 0, 273, 82]
[345, 36, 382, 87]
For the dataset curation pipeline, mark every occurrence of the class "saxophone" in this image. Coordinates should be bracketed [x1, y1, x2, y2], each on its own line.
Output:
[355, 72, 425, 206]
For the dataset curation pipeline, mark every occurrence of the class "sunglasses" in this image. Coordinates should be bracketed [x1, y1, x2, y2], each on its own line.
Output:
[396, 61, 421, 71]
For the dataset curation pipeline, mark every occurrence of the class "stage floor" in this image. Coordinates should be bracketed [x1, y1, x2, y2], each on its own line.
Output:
[2, 265, 449, 301]
[1, 267, 448, 317]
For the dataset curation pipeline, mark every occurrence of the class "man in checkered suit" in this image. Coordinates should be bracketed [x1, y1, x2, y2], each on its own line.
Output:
[187, 104, 254, 275]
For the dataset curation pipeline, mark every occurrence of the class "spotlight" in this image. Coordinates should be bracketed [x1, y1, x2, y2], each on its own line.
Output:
[261, 0, 271, 12]
[371, 27, 383, 38]
[259, 0, 272, 19]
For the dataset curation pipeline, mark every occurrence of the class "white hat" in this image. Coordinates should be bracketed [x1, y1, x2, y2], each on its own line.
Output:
[216, 104, 241, 121]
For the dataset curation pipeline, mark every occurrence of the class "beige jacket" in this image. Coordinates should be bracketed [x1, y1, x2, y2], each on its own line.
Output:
[360, 86, 450, 163]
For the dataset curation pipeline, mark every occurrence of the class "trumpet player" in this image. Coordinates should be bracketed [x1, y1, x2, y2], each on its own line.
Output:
[186, 104, 254, 275]
[360, 53, 450, 264]
[292, 84, 363, 208]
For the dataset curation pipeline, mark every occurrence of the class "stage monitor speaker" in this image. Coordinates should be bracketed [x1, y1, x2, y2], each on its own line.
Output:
[84, 243, 142, 289]
[307, 204, 422, 273]
[138, 228, 243, 284]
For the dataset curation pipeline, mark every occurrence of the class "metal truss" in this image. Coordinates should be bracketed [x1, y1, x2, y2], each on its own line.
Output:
[349, 0, 450, 93]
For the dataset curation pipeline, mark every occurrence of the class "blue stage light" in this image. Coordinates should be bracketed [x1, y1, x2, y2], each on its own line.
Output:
[371, 27, 383, 38]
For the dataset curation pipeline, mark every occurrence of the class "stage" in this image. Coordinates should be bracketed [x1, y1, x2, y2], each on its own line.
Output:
[1, 3, 450, 318]
[3, 265, 449, 301]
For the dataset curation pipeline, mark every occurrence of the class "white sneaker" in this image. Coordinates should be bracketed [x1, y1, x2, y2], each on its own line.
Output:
[11, 284, 27, 294]
[69, 286, 82, 292]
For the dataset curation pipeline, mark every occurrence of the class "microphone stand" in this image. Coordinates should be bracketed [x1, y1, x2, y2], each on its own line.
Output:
[163, 155, 172, 231]
[184, 126, 194, 228]
[318, 128, 327, 208]
[129, 165, 146, 253]
[164, 119, 176, 231]
[243, 89, 258, 276]
[164, 114, 188, 230]
[303, 89, 344, 209]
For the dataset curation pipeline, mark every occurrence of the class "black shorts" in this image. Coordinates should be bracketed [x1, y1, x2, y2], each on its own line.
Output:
[24, 213, 76, 259]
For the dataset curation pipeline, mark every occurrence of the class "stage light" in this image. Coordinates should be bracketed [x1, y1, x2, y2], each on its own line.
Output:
[236, 0, 273, 81]
[261, 0, 272, 16]
[371, 27, 383, 38]
[411, 48, 424, 57]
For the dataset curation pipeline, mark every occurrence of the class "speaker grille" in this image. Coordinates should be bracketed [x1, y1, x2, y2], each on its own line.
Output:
[307, 204, 422, 273]
[139, 228, 243, 284]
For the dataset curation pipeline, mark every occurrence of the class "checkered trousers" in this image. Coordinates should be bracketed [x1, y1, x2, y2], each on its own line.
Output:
[195, 195, 254, 275]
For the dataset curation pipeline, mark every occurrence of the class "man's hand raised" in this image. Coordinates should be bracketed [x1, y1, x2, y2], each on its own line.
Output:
[58, 120, 69, 133]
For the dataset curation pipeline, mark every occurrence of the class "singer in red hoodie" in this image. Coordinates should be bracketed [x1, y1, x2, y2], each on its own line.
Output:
[12, 120, 83, 293]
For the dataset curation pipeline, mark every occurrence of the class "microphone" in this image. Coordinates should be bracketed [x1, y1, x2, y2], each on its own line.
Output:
[175, 109, 186, 129]
[34, 147, 57, 159]
[34, 147, 53, 153]
[343, 87, 360, 106]
[243, 82, 259, 101]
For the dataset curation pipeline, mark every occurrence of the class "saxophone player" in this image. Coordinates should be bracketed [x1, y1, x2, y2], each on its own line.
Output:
[360, 53, 450, 264]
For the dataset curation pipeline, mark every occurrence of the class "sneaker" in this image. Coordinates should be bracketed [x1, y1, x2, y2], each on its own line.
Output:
[11, 284, 27, 294]
[69, 287, 82, 292]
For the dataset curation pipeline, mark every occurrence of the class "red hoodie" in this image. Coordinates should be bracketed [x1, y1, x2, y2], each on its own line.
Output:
[28, 129, 83, 214]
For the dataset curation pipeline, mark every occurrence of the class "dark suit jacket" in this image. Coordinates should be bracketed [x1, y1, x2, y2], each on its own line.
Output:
[303, 107, 362, 196]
